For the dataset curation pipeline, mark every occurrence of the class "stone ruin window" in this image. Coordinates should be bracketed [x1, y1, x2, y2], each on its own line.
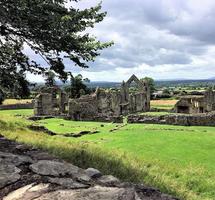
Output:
[128, 80, 139, 94]
[178, 106, 189, 114]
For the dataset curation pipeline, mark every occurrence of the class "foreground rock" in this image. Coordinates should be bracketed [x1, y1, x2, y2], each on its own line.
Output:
[0, 135, 178, 200]
[0, 164, 21, 189]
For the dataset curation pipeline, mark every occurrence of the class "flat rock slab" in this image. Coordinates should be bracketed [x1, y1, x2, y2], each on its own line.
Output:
[15, 185, 138, 200]
[48, 178, 89, 189]
[0, 164, 21, 189]
[85, 168, 102, 179]
[3, 183, 50, 200]
[0, 151, 33, 166]
[37, 186, 138, 200]
[30, 160, 85, 177]
[97, 175, 120, 186]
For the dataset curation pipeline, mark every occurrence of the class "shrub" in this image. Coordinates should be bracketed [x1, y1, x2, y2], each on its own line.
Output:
[0, 89, 5, 105]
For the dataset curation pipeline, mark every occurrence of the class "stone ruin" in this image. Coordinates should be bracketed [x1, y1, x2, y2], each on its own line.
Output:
[34, 86, 68, 116]
[68, 74, 150, 121]
[34, 75, 150, 122]
[174, 88, 215, 114]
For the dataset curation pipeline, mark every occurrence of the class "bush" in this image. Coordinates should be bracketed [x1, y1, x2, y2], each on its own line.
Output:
[0, 89, 5, 105]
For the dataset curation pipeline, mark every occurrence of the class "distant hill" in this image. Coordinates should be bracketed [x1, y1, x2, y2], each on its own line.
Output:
[86, 81, 121, 88]
[208, 77, 215, 80]
[35, 78, 215, 89]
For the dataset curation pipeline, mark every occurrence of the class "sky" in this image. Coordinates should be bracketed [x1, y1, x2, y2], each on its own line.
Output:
[27, 0, 215, 82]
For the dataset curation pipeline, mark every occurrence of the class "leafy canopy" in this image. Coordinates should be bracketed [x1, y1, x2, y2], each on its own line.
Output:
[141, 77, 155, 95]
[0, 0, 112, 80]
[64, 73, 91, 98]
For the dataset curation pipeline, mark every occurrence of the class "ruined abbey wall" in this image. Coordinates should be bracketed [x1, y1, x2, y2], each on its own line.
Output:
[67, 75, 150, 121]
[33, 75, 150, 122]
[174, 89, 215, 114]
[128, 112, 215, 126]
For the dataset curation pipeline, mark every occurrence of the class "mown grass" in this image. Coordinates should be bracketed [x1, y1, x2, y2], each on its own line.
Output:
[0, 109, 215, 200]
[39, 118, 118, 134]
[140, 111, 170, 116]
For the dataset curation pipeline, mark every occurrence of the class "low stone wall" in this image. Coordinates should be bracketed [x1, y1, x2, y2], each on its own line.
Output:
[0, 103, 33, 110]
[128, 112, 215, 126]
[65, 115, 123, 123]
[150, 107, 172, 112]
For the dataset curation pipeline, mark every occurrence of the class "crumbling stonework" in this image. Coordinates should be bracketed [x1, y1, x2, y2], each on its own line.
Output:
[174, 89, 215, 114]
[68, 75, 150, 120]
[34, 86, 68, 116]
[34, 75, 150, 122]
[128, 111, 215, 126]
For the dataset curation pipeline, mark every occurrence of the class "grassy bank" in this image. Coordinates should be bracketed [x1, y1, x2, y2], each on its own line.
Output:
[0, 109, 215, 200]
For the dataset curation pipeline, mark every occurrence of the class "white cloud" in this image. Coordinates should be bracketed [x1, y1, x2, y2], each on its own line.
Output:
[27, 0, 215, 81]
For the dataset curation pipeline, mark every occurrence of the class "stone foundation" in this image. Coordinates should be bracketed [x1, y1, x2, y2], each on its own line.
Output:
[128, 112, 215, 126]
[0, 103, 33, 110]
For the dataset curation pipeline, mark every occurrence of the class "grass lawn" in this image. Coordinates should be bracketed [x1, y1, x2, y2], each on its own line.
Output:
[0, 109, 215, 200]
[139, 111, 170, 116]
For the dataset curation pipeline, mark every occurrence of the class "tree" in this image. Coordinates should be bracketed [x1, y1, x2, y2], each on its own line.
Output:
[14, 72, 31, 98]
[44, 70, 56, 87]
[0, 68, 30, 99]
[0, 0, 113, 81]
[141, 77, 155, 95]
[0, 88, 5, 105]
[64, 74, 91, 98]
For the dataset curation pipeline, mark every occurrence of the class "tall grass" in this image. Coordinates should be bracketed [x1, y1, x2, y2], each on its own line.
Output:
[1, 115, 214, 200]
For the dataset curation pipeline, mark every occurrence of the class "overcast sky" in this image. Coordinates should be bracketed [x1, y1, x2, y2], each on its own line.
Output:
[27, 0, 215, 82]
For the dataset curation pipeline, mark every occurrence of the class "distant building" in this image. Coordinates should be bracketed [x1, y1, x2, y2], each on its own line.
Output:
[174, 89, 215, 114]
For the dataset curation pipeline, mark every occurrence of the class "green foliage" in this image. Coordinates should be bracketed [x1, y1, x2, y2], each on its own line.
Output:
[0, 69, 30, 99]
[0, 88, 5, 104]
[0, 0, 113, 79]
[44, 70, 56, 87]
[13, 73, 31, 98]
[141, 77, 155, 95]
[64, 74, 91, 98]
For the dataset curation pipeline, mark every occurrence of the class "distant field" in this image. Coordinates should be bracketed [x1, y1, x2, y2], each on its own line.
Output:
[151, 100, 178, 106]
[0, 109, 215, 200]
[150, 100, 177, 110]
[2, 99, 32, 105]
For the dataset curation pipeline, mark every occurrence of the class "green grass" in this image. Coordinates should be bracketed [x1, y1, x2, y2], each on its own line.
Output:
[39, 118, 118, 134]
[151, 104, 174, 110]
[0, 109, 33, 116]
[140, 111, 170, 116]
[0, 109, 215, 200]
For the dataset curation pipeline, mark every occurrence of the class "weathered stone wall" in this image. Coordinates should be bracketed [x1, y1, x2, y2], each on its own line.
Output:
[68, 95, 98, 121]
[34, 87, 68, 116]
[174, 89, 215, 114]
[0, 103, 33, 110]
[34, 75, 150, 122]
[34, 93, 53, 116]
[128, 112, 215, 126]
[68, 96, 123, 123]
[204, 90, 215, 112]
